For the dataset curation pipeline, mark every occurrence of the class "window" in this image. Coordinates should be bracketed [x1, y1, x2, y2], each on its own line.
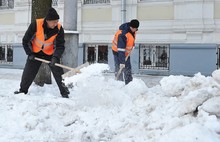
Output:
[0, 0, 14, 9]
[98, 45, 108, 63]
[52, 0, 58, 6]
[217, 45, 220, 69]
[85, 44, 108, 64]
[87, 46, 96, 63]
[83, 0, 110, 5]
[0, 44, 13, 64]
[139, 44, 169, 70]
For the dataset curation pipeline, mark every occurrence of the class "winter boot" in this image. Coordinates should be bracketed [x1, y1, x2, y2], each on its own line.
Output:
[61, 88, 70, 98]
[61, 91, 69, 98]
[59, 82, 70, 98]
[14, 89, 28, 95]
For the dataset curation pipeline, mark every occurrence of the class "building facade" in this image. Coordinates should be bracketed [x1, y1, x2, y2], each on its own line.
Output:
[0, 0, 220, 76]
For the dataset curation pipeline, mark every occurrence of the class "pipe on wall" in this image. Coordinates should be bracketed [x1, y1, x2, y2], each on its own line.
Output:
[121, 0, 126, 23]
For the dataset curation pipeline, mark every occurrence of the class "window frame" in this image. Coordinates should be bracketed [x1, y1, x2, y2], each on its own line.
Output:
[0, 44, 13, 64]
[84, 43, 108, 64]
[0, 0, 14, 9]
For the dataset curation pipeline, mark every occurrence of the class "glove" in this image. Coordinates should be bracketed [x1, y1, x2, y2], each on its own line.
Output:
[120, 64, 125, 69]
[50, 56, 58, 67]
[28, 54, 35, 61]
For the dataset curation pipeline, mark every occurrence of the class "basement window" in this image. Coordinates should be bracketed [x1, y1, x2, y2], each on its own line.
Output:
[0, 0, 14, 9]
[0, 44, 13, 64]
[85, 44, 108, 64]
[139, 44, 169, 70]
[217, 45, 220, 69]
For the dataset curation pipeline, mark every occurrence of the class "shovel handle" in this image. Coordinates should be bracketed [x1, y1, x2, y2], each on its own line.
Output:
[116, 47, 134, 80]
[34, 57, 74, 71]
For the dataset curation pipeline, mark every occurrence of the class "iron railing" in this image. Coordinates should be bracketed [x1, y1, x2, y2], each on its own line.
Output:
[139, 44, 169, 70]
[83, 0, 110, 4]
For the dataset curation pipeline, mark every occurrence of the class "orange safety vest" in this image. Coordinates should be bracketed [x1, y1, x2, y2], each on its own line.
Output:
[32, 19, 61, 55]
[112, 30, 135, 56]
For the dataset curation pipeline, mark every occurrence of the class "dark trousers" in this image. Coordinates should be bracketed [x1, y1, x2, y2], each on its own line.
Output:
[20, 54, 69, 96]
[113, 51, 133, 84]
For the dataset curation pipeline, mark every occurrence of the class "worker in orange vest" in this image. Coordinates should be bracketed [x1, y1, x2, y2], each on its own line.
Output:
[112, 19, 139, 84]
[14, 7, 69, 98]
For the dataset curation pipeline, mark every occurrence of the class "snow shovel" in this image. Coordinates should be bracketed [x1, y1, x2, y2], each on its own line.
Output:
[34, 57, 83, 78]
[116, 48, 133, 80]
[62, 62, 89, 78]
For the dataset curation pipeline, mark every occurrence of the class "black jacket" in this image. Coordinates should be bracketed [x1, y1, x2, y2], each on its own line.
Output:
[22, 19, 65, 58]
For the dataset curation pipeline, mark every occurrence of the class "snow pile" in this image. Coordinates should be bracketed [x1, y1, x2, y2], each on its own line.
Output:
[0, 66, 220, 142]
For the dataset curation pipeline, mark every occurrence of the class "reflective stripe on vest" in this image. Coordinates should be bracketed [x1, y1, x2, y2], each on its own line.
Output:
[32, 19, 61, 55]
[112, 30, 135, 56]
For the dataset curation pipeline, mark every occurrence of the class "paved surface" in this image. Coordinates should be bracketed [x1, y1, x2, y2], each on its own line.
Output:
[0, 68, 164, 87]
[0, 68, 23, 81]
[104, 73, 164, 87]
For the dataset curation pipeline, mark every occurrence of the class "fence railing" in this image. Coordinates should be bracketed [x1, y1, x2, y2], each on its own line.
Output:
[83, 0, 110, 4]
[139, 44, 169, 70]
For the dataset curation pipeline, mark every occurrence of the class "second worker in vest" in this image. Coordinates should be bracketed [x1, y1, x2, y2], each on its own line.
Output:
[112, 19, 140, 85]
[14, 7, 70, 98]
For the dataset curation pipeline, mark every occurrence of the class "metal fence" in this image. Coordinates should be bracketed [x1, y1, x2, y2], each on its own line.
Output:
[139, 44, 169, 70]
[83, 0, 110, 4]
[0, 0, 57, 8]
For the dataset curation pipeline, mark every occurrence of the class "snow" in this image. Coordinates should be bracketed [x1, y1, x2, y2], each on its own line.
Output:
[0, 64, 220, 142]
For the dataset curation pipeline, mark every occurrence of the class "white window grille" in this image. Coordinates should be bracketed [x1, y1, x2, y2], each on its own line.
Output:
[0, 44, 13, 64]
[83, 0, 110, 5]
[52, 0, 58, 6]
[0, 0, 14, 9]
[139, 44, 169, 70]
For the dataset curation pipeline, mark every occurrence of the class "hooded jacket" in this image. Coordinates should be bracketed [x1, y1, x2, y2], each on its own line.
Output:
[112, 22, 136, 64]
[22, 19, 65, 58]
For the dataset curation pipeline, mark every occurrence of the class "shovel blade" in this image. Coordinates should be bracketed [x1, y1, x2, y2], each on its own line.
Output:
[62, 62, 90, 78]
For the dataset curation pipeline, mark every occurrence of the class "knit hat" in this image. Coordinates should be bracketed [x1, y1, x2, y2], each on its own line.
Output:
[45, 7, 60, 20]
[130, 19, 139, 28]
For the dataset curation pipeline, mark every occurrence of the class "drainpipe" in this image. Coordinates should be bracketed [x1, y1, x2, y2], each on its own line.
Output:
[121, 0, 126, 23]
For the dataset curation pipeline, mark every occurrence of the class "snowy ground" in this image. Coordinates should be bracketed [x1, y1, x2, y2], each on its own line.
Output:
[0, 64, 220, 142]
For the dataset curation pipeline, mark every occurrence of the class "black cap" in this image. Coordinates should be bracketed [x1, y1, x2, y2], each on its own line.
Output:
[130, 19, 139, 28]
[45, 7, 60, 20]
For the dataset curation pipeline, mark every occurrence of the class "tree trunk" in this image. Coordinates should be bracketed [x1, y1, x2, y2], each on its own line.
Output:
[32, 0, 52, 86]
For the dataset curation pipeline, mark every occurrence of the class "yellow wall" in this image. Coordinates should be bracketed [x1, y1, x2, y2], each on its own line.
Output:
[137, 4, 174, 20]
[82, 8, 112, 22]
[214, 2, 220, 19]
[0, 13, 15, 25]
